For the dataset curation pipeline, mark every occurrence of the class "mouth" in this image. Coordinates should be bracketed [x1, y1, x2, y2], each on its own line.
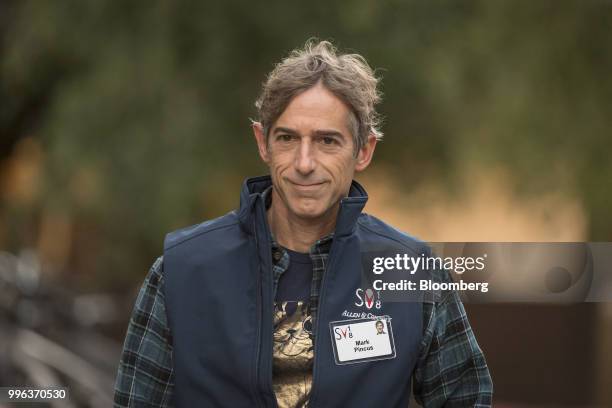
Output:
[288, 180, 326, 190]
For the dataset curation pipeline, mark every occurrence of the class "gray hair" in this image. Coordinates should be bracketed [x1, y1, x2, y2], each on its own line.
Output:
[254, 39, 383, 153]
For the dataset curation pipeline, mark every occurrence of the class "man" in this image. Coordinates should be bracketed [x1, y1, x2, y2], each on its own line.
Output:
[114, 40, 493, 407]
[376, 320, 386, 335]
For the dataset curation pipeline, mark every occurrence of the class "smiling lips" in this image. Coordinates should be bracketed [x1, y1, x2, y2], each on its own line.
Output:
[288, 180, 326, 191]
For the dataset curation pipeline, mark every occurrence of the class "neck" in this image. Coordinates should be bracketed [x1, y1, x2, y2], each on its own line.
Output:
[267, 189, 338, 253]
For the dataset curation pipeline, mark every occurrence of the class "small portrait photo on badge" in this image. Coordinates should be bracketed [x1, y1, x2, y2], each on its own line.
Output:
[375, 319, 386, 335]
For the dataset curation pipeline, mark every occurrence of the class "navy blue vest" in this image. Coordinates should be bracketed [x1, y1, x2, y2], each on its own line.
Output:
[163, 175, 426, 407]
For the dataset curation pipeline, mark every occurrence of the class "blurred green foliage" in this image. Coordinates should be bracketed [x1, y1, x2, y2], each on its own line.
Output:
[1, 1, 611, 289]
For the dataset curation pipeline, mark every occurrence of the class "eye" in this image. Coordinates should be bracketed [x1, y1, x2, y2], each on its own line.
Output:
[277, 134, 293, 142]
[321, 136, 337, 145]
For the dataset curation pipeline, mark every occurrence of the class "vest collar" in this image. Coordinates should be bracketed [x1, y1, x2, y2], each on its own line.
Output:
[238, 175, 368, 237]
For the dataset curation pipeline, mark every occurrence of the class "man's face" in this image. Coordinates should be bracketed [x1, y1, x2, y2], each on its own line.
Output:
[376, 322, 384, 333]
[253, 82, 376, 221]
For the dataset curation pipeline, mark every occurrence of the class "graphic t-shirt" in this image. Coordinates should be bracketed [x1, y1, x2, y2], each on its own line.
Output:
[272, 248, 314, 408]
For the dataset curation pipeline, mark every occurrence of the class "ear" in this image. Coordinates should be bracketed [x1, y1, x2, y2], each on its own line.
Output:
[354, 133, 377, 172]
[252, 121, 270, 163]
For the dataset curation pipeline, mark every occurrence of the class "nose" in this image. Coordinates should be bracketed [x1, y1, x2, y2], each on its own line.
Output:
[294, 138, 316, 175]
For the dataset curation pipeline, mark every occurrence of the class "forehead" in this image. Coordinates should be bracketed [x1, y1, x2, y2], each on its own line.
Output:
[273, 83, 352, 135]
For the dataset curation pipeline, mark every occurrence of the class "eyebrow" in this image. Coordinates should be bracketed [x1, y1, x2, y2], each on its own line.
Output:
[314, 129, 344, 138]
[272, 126, 345, 139]
[272, 127, 299, 136]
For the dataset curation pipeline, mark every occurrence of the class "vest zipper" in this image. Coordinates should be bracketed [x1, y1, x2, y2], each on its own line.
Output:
[256, 203, 279, 408]
[252, 217, 266, 408]
[306, 236, 341, 408]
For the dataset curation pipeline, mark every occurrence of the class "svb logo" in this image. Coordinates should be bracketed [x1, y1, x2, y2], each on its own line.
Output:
[334, 325, 353, 340]
[355, 287, 382, 310]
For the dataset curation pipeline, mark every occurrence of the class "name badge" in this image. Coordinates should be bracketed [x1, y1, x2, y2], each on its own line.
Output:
[329, 316, 396, 365]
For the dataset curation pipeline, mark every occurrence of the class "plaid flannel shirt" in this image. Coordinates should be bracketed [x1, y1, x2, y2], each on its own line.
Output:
[115, 234, 492, 407]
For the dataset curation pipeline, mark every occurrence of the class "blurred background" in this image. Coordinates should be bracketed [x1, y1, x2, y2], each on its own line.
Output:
[1, 0, 611, 406]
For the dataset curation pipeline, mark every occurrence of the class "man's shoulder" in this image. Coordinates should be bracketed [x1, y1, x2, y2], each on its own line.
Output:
[164, 210, 241, 252]
[357, 213, 431, 257]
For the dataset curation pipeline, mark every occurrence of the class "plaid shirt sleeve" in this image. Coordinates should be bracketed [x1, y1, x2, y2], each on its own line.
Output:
[413, 268, 493, 407]
[114, 256, 175, 407]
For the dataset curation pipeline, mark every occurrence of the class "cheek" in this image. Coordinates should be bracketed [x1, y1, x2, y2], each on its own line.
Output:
[268, 153, 293, 179]
[327, 156, 356, 183]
